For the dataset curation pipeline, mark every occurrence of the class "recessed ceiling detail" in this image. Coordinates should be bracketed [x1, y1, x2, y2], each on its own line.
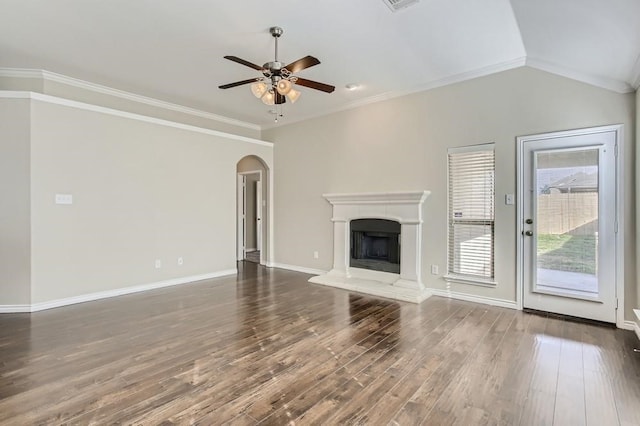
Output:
[0, 0, 637, 127]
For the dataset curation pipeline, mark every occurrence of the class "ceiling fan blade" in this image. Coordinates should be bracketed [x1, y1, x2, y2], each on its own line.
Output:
[275, 92, 286, 104]
[285, 56, 320, 73]
[218, 78, 261, 89]
[294, 77, 335, 93]
[223, 55, 264, 71]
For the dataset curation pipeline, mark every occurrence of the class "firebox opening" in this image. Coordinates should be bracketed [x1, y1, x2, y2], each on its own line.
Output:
[350, 219, 401, 274]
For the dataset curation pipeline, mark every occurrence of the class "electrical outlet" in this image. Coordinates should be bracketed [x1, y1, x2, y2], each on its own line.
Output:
[313, 251, 319, 259]
[55, 194, 73, 205]
[177, 257, 184, 266]
[155, 259, 162, 269]
[431, 264, 439, 275]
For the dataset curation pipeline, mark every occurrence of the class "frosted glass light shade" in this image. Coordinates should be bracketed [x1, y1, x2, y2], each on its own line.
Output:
[276, 79, 292, 95]
[261, 91, 275, 105]
[287, 88, 301, 103]
[251, 81, 267, 98]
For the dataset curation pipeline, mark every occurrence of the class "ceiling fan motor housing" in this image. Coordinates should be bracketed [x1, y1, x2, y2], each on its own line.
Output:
[264, 61, 284, 73]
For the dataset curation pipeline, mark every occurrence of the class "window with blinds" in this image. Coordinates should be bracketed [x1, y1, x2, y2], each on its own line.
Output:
[447, 144, 495, 283]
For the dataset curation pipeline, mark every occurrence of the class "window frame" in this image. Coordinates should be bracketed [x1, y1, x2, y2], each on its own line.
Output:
[445, 143, 497, 287]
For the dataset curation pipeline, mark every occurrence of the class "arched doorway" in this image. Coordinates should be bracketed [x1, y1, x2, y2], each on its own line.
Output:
[237, 155, 269, 265]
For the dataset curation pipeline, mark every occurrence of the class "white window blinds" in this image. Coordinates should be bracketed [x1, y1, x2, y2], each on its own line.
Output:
[447, 144, 495, 282]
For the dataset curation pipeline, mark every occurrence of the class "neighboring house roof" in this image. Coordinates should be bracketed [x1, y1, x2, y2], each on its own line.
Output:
[549, 172, 598, 192]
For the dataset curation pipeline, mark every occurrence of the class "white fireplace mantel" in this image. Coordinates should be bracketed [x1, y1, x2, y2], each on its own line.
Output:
[309, 190, 431, 303]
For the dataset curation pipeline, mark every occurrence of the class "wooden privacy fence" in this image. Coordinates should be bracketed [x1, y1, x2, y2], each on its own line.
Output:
[537, 192, 598, 235]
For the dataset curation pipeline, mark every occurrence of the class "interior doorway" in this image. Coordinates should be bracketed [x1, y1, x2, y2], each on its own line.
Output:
[517, 125, 623, 324]
[236, 155, 268, 265]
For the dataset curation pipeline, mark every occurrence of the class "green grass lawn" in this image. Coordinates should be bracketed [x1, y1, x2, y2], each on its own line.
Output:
[537, 234, 597, 275]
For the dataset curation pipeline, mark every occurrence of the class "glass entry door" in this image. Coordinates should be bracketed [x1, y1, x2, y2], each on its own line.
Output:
[521, 130, 617, 323]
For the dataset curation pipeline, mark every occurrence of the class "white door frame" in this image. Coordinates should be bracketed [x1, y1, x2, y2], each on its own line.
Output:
[256, 180, 263, 259]
[516, 124, 624, 327]
[236, 170, 264, 264]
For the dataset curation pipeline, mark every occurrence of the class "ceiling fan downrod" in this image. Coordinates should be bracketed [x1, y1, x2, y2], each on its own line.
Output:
[270, 26, 283, 63]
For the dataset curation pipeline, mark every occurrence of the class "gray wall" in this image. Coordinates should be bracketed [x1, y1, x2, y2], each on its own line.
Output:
[0, 96, 272, 306]
[0, 99, 31, 306]
[264, 66, 637, 320]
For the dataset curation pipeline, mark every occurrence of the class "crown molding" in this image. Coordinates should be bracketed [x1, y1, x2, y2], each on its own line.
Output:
[262, 56, 527, 130]
[630, 54, 640, 90]
[0, 67, 260, 131]
[525, 57, 634, 94]
[0, 91, 273, 148]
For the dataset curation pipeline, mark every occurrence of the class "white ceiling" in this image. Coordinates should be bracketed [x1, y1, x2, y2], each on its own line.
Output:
[0, 0, 638, 128]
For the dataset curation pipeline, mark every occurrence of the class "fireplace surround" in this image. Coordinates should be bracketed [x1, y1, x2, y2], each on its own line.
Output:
[309, 191, 431, 303]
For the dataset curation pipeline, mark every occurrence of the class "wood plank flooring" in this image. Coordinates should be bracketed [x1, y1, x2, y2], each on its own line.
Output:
[0, 262, 639, 425]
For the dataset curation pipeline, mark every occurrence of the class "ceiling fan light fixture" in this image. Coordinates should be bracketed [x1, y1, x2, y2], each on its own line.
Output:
[220, 26, 335, 120]
[251, 81, 267, 98]
[276, 79, 292, 95]
[287, 88, 301, 103]
[262, 90, 275, 105]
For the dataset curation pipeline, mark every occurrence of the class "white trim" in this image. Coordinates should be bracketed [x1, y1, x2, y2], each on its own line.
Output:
[323, 191, 430, 205]
[516, 133, 524, 311]
[0, 304, 31, 314]
[516, 124, 625, 327]
[0, 68, 260, 131]
[30, 270, 236, 313]
[237, 169, 265, 264]
[525, 57, 634, 94]
[0, 270, 237, 313]
[262, 57, 528, 130]
[270, 262, 327, 276]
[0, 91, 273, 148]
[443, 275, 498, 288]
[605, 124, 625, 328]
[429, 288, 518, 310]
[621, 320, 640, 340]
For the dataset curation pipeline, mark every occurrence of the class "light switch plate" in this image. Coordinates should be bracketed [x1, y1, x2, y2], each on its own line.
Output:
[505, 194, 514, 205]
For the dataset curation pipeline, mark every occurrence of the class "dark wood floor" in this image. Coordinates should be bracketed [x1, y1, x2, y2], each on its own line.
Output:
[1, 262, 639, 425]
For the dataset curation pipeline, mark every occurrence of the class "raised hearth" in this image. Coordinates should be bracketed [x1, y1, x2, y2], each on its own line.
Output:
[309, 191, 431, 303]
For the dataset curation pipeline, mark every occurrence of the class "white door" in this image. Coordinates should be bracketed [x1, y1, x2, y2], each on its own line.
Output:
[256, 180, 262, 259]
[520, 128, 618, 323]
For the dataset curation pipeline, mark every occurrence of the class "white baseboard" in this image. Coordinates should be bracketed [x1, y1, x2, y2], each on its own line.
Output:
[270, 262, 327, 276]
[0, 304, 31, 313]
[429, 288, 518, 310]
[622, 320, 640, 340]
[0, 269, 237, 314]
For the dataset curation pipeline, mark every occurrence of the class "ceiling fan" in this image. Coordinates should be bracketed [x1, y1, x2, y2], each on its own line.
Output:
[218, 26, 335, 106]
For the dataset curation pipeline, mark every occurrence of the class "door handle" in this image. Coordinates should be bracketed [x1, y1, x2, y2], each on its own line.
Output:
[522, 230, 533, 236]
